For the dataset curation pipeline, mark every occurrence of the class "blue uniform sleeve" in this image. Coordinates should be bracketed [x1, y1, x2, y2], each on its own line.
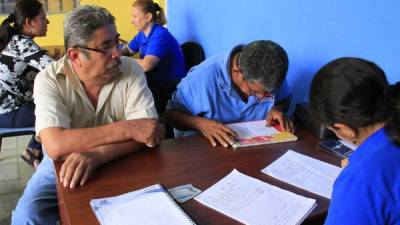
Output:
[166, 76, 197, 114]
[128, 34, 140, 53]
[144, 31, 169, 59]
[273, 79, 292, 104]
[166, 66, 211, 116]
[324, 172, 392, 225]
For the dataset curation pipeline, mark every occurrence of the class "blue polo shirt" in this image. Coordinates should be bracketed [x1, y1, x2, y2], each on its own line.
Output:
[128, 24, 185, 85]
[325, 128, 400, 225]
[167, 44, 292, 124]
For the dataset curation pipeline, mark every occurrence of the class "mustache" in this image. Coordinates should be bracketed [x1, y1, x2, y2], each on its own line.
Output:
[106, 59, 121, 71]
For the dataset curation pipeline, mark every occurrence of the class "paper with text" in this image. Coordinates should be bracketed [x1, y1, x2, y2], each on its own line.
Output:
[226, 120, 297, 148]
[90, 184, 196, 225]
[195, 169, 316, 225]
[262, 150, 342, 199]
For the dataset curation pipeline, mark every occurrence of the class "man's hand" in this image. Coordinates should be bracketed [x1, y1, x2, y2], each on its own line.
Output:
[127, 119, 165, 147]
[197, 118, 238, 147]
[59, 151, 102, 189]
[266, 108, 295, 133]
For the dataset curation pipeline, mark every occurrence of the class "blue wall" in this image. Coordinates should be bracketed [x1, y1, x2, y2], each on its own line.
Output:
[167, 0, 400, 105]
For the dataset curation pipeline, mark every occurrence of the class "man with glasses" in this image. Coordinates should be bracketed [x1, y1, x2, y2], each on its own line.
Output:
[12, 5, 164, 225]
[165, 40, 294, 147]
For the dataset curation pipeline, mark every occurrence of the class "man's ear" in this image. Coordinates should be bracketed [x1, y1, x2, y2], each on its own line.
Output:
[332, 123, 357, 141]
[66, 48, 82, 67]
[231, 66, 241, 77]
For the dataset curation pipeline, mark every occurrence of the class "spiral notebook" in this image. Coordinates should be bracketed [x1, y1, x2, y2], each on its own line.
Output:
[90, 184, 197, 225]
[226, 120, 298, 148]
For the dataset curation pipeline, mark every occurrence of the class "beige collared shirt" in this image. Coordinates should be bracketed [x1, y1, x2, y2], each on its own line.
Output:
[33, 56, 157, 141]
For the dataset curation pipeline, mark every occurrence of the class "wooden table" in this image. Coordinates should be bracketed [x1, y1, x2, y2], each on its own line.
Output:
[55, 129, 340, 225]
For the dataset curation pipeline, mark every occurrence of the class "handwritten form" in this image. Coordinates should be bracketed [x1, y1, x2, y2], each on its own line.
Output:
[262, 150, 342, 199]
[195, 169, 316, 225]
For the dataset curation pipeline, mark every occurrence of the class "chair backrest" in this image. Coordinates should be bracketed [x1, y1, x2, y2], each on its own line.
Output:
[180, 42, 205, 73]
[0, 127, 36, 152]
[0, 127, 36, 138]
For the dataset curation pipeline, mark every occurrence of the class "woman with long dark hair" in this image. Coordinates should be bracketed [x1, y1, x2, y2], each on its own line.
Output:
[0, 0, 53, 168]
[309, 57, 400, 224]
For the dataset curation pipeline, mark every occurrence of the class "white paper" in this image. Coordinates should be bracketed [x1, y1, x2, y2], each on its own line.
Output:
[195, 169, 316, 225]
[338, 139, 357, 150]
[262, 150, 342, 199]
[90, 184, 195, 225]
[226, 120, 278, 138]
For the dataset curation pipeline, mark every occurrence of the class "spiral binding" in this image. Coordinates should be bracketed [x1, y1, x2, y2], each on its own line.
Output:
[158, 184, 197, 225]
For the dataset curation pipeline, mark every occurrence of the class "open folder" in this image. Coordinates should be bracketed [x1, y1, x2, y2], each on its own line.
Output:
[195, 169, 316, 225]
[90, 184, 196, 225]
[226, 120, 298, 148]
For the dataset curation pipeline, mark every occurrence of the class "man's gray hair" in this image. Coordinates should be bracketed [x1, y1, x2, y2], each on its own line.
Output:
[238, 40, 288, 92]
[64, 5, 115, 50]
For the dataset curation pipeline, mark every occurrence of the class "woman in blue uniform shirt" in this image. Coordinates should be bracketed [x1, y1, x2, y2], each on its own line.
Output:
[123, 0, 185, 114]
[309, 57, 400, 225]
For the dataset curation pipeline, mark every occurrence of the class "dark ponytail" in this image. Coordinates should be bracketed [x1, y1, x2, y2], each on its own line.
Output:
[133, 0, 167, 25]
[383, 82, 400, 146]
[0, 0, 43, 52]
[0, 13, 18, 51]
[153, 3, 166, 25]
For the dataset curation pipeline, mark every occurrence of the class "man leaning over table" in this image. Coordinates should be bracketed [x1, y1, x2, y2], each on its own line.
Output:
[12, 5, 164, 225]
[165, 40, 294, 147]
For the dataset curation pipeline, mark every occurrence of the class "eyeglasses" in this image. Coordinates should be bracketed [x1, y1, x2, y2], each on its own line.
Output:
[246, 82, 272, 98]
[75, 40, 125, 55]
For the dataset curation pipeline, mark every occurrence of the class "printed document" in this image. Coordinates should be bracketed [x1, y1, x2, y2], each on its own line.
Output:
[195, 169, 316, 225]
[262, 150, 342, 199]
[226, 120, 297, 148]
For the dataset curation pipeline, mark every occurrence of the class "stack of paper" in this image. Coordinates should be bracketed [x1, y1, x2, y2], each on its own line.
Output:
[195, 169, 316, 225]
[90, 184, 196, 225]
[261, 150, 342, 199]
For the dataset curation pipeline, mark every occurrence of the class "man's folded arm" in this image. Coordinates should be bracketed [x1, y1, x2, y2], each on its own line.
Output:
[40, 118, 160, 160]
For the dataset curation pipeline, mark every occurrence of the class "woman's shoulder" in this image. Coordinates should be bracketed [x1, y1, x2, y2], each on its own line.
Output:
[151, 24, 175, 39]
[5, 34, 42, 55]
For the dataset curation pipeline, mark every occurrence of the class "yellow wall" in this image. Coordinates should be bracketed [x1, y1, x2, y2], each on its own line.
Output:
[0, 0, 165, 48]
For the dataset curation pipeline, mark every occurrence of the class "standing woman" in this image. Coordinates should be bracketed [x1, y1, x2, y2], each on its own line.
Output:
[309, 57, 400, 224]
[123, 0, 186, 114]
[0, 0, 53, 168]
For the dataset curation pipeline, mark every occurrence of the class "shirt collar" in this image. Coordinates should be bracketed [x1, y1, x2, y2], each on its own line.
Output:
[348, 127, 387, 163]
[55, 55, 81, 89]
[219, 44, 245, 97]
[142, 23, 159, 44]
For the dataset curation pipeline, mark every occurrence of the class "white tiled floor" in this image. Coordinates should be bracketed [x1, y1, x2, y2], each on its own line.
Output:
[0, 135, 34, 225]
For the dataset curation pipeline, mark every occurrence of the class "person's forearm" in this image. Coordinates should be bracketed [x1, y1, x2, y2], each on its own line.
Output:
[164, 110, 204, 131]
[121, 46, 134, 57]
[88, 141, 146, 166]
[134, 55, 159, 72]
[135, 58, 152, 72]
[41, 121, 133, 160]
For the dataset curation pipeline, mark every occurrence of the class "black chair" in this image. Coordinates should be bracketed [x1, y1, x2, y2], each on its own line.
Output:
[180, 42, 205, 73]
